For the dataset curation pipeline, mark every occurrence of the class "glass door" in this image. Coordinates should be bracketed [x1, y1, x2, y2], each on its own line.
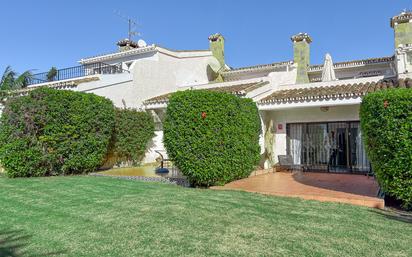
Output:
[348, 122, 370, 172]
[286, 121, 370, 174]
[327, 122, 349, 172]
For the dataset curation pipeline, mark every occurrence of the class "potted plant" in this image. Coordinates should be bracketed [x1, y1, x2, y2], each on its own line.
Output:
[47, 67, 58, 81]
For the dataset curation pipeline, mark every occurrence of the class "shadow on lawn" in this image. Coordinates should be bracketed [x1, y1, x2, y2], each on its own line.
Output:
[0, 230, 65, 257]
[370, 209, 412, 224]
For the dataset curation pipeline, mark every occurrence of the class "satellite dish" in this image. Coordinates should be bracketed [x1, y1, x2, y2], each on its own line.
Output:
[137, 39, 147, 48]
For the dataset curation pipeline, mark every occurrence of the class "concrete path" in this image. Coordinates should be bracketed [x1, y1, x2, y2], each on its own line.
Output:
[212, 171, 384, 209]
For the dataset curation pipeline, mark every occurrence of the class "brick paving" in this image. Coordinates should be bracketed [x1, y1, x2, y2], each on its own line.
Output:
[212, 171, 384, 209]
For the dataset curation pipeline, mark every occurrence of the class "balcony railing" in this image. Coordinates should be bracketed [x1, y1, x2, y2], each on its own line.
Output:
[28, 62, 128, 86]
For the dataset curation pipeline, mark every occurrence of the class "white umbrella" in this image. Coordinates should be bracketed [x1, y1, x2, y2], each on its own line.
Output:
[321, 53, 336, 82]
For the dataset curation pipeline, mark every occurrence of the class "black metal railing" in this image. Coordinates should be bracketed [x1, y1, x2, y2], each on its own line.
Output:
[28, 62, 128, 85]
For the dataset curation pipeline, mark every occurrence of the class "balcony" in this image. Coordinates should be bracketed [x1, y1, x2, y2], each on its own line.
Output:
[28, 62, 128, 85]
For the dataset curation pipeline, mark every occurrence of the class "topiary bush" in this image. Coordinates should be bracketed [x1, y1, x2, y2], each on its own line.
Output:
[360, 88, 412, 209]
[105, 108, 155, 166]
[163, 90, 261, 186]
[0, 87, 115, 177]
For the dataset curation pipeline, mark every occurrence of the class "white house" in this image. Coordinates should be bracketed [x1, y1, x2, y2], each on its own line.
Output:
[11, 11, 412, 173]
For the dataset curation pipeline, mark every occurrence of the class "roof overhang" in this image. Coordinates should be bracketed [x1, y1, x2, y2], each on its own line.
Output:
[1, 76, 100, 101]
[258, 77, 410, 110]
[259, 97, 362, 110]
[79, 45, 157, 64]
[143, 80, 269, 109]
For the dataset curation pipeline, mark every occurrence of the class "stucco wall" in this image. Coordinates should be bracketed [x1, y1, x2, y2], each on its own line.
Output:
[143, 131, 166, 163]
[128, 51, 217, 109]
[75, 73, 135, 108]
[78, 48, 218, 110]
[263, 104, 361, 165]
[294, 41, 310, 84]
[395, 22, 412, 48]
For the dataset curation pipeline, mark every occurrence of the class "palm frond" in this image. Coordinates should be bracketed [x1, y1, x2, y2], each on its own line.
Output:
[13, 70, 33, 89]
[0, 66, 16, 90]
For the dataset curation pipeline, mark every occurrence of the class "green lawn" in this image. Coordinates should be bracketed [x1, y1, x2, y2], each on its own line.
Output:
[0, 176, 411, 257]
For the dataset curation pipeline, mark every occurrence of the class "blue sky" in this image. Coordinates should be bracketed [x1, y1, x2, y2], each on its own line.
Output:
[0, 1, 409, 74]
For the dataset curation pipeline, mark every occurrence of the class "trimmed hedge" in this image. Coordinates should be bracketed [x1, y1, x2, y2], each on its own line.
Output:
[107, 108, 155, 166]
[360, 88, 412, 208]
[0, 87, 115, 177]
[163, 90, 261, 186]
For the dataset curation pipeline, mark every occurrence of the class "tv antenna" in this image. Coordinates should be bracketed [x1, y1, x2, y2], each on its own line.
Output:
[114, 10, 141, 41]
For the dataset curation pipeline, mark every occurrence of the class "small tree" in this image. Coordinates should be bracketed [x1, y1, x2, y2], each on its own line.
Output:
[360, 88, 412, 209]
[163, 90, 261, 186]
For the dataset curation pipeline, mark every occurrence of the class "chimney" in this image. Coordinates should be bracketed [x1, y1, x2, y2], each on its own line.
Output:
[391, 10, 412, 48]
[291, 33, 312, 84]
[208, 33, 225, 68]
[117, 38, 138, 52]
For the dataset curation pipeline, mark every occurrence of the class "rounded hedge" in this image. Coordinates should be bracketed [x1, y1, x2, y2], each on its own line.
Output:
[0, 87, 115, 177]
[105, 108, 155, 166]
[360, 88, 412, 208]
[163, 90, 261, 186]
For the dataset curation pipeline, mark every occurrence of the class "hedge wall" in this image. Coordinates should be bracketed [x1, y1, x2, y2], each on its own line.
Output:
[0, 87, 115, 177]
[105, 108, 155, 166]
[163, 90, 261, 186]
[360, 88, 412, 208]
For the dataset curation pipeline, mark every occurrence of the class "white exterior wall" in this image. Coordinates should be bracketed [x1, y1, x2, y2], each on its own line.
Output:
[143, 131, 166, 163]
[263, 104, 361, 165]
[74, 73, 134, 108]
[131, 51, 217, 109]
[78, 49, 218, 110]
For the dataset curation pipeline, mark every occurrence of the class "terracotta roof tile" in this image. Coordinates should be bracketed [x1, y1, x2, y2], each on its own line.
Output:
[0, 77, 100, 103]
[144, 81, 269, 105]
[391, 11, 412, 28]
[259, 78, 411, 104]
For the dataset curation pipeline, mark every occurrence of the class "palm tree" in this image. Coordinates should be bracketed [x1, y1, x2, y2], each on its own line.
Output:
[0, 66, 33, 91]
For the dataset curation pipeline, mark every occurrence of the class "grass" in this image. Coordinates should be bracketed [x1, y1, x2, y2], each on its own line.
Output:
[0, 176, 411, 257]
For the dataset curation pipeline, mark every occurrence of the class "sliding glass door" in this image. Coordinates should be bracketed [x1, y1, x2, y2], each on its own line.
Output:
[286, 121, 370, 173]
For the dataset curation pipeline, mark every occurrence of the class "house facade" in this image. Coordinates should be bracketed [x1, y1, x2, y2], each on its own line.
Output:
[9, 11, 412, 173]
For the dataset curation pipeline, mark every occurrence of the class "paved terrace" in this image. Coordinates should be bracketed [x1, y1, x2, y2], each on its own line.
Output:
[212, 171, 384, 209]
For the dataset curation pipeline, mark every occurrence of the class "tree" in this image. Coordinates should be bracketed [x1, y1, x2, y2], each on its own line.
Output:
[0, 66, 33, 91]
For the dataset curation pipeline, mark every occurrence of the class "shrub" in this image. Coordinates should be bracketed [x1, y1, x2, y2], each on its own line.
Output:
[360, 88, 412, 208]
[105, 108, 155, 166]
[0, 87, 115, 177]
[163, 90, 261, 186]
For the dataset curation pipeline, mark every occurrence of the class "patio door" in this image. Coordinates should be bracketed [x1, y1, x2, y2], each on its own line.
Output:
[286, 121, 370, 174]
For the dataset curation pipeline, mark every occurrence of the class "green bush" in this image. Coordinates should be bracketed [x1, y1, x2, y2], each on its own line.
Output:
[360, 88, 412, 208]
[106, 108, 155, 166]
[0, 87, 115, 177]
[163, 90, 261, 186]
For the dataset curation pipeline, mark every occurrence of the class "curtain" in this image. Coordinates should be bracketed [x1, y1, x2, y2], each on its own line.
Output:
[288, 124, 303, 165]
